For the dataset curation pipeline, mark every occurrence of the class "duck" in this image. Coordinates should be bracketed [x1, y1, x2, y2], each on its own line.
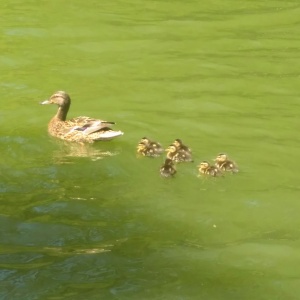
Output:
[198, 161, 222, 177]
[172, 138, 192, 154]
[214, 153, 239, 173]
[160, 158, 176, 177]
[136, 137, 164, 157]
[165, 145, 193, 163]
[40, 91, 123, 143]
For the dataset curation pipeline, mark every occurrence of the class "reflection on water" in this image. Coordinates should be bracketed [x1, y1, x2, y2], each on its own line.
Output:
[51, 140, 121, 164]
[43, 246, 112, 255]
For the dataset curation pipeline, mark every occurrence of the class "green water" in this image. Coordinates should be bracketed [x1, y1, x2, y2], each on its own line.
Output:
[1, 0, 300, 299]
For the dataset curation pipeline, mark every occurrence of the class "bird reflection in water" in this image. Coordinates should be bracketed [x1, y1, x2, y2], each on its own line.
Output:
[51, 140, 121, 164]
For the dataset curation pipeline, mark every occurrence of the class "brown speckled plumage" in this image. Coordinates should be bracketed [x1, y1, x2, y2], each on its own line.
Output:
[214, 153, 239, 173]
[198, 161, 222, 177]
[136, 137, 164, 157]
[41, 91, 123, 143]
[165, 145, 193, 163]
[160, 158, 176, 177]
[172, 139, 192, 154]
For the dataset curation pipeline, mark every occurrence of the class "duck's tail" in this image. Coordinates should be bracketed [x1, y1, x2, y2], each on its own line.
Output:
[93, 130, 124, 141]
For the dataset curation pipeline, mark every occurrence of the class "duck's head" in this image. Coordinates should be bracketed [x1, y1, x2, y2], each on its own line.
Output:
[198, 161, 210, 170]
[165, 145, 177, 153]
[214, 153, 228, 162]
[40, 91, 71, 108]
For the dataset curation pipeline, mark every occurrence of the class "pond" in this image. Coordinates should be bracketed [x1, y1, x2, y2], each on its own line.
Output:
[1, 0, 300, 299]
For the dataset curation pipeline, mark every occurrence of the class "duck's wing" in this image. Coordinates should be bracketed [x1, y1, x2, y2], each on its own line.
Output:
[66, 116, 115, 134]
[61, 127, 123, 142]
[59, 117, 123, 142]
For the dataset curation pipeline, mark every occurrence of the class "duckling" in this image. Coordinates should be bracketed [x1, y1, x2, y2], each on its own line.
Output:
[136, 142, 161, 157]
[136, 137, 164, 157]
[165, 145, 193, 163]
[139, 137, 163, 149]
[198, 161, 222, 177]
[214, 153, 239, 173]
[160, 158, 176, 177]
[172, 138, 192, 154]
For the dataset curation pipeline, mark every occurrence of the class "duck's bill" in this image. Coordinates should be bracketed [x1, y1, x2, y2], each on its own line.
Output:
[40, 100, 51, 105]
[95, 130, 124, 141]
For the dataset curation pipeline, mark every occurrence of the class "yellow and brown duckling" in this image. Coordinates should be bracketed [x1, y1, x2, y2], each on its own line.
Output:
[136, 137, 164, 157]
[160, 158, 176, 177]
[165, 145, 193, 163]
[40, 91, 123, 143]
[214, 153, 239, 173]
[198, 161, 222, 177]
[172, 138, 192, 154]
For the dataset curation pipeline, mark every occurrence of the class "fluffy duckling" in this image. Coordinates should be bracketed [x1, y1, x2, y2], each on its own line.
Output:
[172, 138, 192, 154]
[198, 161, 222, 177]
[136, 142, 161, 157]
[214, 153, 239, 173]
[139, 137, 163, 149]
[165, 145, 193, 163]
[160, 158, 176, 177]
[136, 137, 164, 157]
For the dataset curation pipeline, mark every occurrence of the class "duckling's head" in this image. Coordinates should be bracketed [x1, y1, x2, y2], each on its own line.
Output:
[214, 153, 228, 162]
[198, 161, 210, 170]
[173, 139, 183, 148]
[40, 91, 71, 108]
[165, 145, 177, 153]
[140, 137, 151, 145]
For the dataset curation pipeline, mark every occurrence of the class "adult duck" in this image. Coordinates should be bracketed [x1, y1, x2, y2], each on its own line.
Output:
[40, 91, 123, 143]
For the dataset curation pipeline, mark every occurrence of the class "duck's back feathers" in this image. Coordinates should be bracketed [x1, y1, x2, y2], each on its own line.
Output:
[66, 116, 116, 134]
